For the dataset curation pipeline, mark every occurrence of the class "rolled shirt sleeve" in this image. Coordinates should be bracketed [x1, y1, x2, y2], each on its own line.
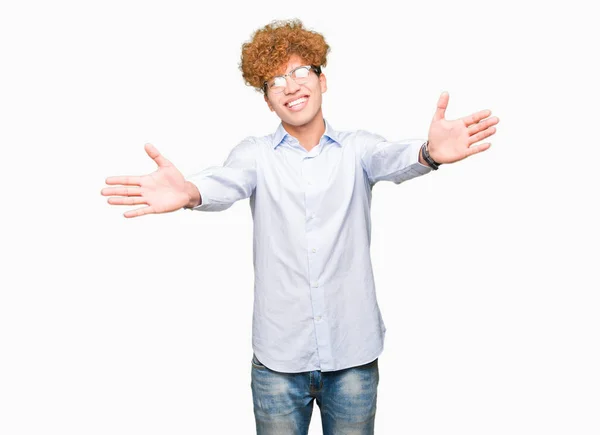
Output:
[185, 137, 257, 212]
[358, 130, 432, 185]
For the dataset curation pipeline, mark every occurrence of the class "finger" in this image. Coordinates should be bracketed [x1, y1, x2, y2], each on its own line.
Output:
[124, 206, 155, 218]
[104, 176, 142, 186]
[145, 143, 172, 168]
[107, 196, 148, 206]
[462, 109, 492, 126]
[101, 186, 142, 197]
[465, 142, 491, 157]
[467, 116, 500, 135]
[433, 91, 449, 121]
[468, 127, 496, 146]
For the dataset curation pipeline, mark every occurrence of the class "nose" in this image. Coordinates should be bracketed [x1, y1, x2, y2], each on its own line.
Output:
[283, 75, 301, 94]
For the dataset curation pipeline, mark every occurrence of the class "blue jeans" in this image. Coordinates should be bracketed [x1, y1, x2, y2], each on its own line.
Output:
[251, 354, 379, 435]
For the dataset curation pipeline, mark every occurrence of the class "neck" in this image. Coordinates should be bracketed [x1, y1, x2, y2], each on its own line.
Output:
[282, 111, 325, 152]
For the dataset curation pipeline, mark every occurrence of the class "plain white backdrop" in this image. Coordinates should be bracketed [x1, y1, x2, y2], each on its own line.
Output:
[1, 0, 598, 434]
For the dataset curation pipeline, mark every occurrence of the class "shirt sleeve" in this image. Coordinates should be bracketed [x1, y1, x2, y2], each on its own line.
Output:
[358, 130, 432, 185]
[185, 137, 258, 212]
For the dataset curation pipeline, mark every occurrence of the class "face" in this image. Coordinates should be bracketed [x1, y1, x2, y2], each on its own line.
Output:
[263, 54, 327, 129]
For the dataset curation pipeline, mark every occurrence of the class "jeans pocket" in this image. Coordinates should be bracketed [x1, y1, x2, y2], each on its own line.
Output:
[251, 353, 268, 370]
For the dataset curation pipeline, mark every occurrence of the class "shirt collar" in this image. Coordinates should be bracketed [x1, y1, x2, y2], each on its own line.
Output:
[272, 119, 343, 149]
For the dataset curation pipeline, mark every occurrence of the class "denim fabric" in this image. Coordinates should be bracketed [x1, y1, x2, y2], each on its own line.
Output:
[250, 354, 379, 435]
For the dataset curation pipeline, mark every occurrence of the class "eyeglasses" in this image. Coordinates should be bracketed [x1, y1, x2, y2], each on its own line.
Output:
[263, 65, 321, 94]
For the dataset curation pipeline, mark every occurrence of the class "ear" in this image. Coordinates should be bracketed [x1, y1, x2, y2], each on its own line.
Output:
[319, 73, 327, 94]
[264, 93, 275, 112]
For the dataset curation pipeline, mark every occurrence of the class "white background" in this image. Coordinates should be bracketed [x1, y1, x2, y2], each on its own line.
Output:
[1, 0, 599, 434]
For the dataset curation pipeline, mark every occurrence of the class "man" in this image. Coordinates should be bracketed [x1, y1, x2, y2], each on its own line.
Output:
[101, 19, 498, 435]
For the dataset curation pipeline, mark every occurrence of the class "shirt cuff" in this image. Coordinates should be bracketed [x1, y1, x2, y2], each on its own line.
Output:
[185, 171, 215, 212]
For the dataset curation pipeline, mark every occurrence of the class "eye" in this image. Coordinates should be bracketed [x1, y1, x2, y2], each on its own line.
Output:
[271, 76, 286, 88]
[293, 67, 310, 79]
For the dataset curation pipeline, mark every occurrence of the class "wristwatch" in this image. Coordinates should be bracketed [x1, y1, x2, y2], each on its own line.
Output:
[421, 141, 442, 170]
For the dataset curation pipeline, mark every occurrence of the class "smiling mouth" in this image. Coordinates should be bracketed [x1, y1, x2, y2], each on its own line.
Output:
[285, 96, 309, 110]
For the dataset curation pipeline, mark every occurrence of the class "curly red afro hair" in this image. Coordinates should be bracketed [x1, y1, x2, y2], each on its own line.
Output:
[240, 19, 330, 93]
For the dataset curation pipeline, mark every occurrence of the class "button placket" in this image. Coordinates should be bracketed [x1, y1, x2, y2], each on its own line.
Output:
[301, 146, 334, 369]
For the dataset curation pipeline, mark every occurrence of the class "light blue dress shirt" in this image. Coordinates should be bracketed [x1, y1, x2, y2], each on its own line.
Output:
[186, 119, 431, 373]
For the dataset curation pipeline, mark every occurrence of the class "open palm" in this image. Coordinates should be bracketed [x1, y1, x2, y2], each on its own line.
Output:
[427, 92, 499, 164]
[101, 143, 191, 218]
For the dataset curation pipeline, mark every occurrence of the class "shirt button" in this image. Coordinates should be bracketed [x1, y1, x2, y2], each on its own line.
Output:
[307, 180, 313, 185]
[315, 316, 322, 322]
[312, 281, 319, 288]
[312, 248, 317, 253]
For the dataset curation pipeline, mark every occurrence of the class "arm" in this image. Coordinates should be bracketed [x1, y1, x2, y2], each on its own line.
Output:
[184, 137, 258, 212]
[359, 130, 432, 185]
[360, 91, 499, 184]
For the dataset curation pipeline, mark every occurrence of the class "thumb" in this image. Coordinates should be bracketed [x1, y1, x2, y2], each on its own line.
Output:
[433, 91, 449, 122]
[144, 143, 172, 168]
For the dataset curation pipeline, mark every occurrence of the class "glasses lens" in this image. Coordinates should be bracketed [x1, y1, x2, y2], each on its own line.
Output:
[293, 67, 310, 83]
[272, 76, 286, 88]
[267, 66, 312, 94]
[269, 76, 286, 94]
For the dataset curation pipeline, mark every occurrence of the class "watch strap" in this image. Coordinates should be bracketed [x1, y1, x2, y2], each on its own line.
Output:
[421, 141, 441, 170]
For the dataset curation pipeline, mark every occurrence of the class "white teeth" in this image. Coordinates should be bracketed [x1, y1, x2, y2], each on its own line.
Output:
[287, 97, 307, 107]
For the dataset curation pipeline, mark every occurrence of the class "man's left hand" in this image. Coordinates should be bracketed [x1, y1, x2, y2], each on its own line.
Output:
[427, 91, 499, 164]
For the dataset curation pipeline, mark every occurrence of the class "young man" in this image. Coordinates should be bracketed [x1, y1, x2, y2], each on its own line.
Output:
[102, 19, 498, 435]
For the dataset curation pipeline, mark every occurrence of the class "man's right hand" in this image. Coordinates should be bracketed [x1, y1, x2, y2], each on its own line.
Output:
[101, 143, 200, 218]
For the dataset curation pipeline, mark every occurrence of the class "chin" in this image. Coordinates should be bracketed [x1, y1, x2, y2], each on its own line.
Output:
[283, 116, 312, 127]
[278, 109, 319, 127]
